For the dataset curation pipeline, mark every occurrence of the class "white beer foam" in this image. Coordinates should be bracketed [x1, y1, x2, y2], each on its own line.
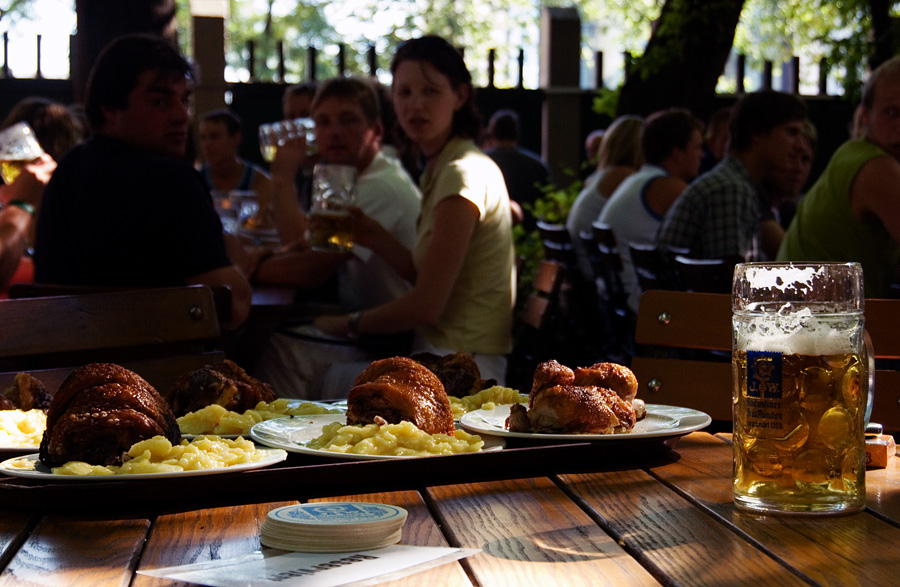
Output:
[745, 264, 823, 294]
[737, 314, 856, 355]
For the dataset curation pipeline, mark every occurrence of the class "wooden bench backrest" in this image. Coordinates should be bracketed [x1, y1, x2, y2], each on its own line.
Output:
[631, 290, 900, 432]
[0, 285, 224, 393]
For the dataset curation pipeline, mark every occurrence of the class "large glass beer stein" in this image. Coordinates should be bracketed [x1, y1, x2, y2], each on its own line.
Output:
[732, 262, 869, 515]
[307, 163, 357, 253]
[0, 122, 44, 185]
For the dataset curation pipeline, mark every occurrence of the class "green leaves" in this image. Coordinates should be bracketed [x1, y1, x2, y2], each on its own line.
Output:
[527, 171, 583, 224]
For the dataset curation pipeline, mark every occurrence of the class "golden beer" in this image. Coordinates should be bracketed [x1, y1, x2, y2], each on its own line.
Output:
[0, 122, 44, 185]
[732, 262, 867, 515]
[261, 144, 277, 163]
[0, 159, 27, 185]
[308, 210, 353, 253]
[733, 348, 866, 513]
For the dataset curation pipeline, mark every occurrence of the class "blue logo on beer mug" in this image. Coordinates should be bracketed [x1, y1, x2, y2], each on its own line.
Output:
[747, 350, 782, 399]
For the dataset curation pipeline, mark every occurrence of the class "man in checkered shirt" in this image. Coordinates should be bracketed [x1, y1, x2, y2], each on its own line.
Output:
[656, 91, 808, 262]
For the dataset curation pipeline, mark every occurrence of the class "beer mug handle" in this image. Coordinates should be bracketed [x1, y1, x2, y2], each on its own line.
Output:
[864, 329, 875, 425]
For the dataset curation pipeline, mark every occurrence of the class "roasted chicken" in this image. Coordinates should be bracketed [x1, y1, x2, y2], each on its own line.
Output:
[347, 356, 455, 435]
[410, 351, 496, 397]
[39, 363, 180, 467]
[1, 373, 51, 411]
[508, 360, 639, 434]
[164, 359, 276, 417]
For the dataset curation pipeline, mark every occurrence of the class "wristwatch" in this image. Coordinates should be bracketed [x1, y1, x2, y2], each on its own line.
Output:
[8, 200, 35, 217]
[347, 311, 362, 340]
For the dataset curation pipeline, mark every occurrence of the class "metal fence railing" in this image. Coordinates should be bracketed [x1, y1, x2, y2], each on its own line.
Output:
[0, 31, 848, 98]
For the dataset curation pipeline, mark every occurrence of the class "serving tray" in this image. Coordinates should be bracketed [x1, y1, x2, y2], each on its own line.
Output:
[0, 434, 686, 513]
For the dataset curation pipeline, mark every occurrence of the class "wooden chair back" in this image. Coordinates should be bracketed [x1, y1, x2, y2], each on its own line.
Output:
[631, 289, 900, 433]
[508, 260, 565, 390]
[542, 240, 577, 267]
[590, 222, 628, 301]
[578, 230, 601, 282]
[536, 220, 571, 246]
[530, 258, 566, 298]
[861, 298, 900, 433]
[0, 285, 225, 394]
[591, 222, 623, 272]
[628, 242, 667, 292]
[9, 282, 233, 327]
[590, 222, 635, 358]
[534, 221, 578, 274]
[673, 255, 742, 293]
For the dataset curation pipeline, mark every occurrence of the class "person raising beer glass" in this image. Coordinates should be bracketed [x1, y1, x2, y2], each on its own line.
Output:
[312, 35, 515, 385]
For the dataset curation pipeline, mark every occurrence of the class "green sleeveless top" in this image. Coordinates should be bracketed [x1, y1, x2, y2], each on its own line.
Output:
[776, 139, 900, 297]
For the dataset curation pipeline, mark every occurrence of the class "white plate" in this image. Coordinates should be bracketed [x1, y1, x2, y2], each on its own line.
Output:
[459, 403, 712, 441]
[179, 400, 346, 440]
[286, 400, 347, 413]
[250, 414, 505, 460]
[0, 448, 287, 482]
[0, 442, 40, 454]
[180, 433, 245, 441]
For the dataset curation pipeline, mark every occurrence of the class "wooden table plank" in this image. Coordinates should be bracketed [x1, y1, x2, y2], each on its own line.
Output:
[133, 502, 294, 587]
[0, 515, 149, 587]
[309, 490, 472, 587]
[706, 433, 900, 520]
[559, 468, 810, 586]
[652, 432, 900, 586]
[0, 510, 34, 572]
[428, 477, 663, 587]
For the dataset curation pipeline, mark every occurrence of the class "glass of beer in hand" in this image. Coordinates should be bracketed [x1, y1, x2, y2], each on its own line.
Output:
[0, 122, 44, 185]
[732, 262, 871, 515]
[283, 117, 317, 155]
[308, 163, 357, 253]
[258, 118, 316, 162]
[258, 121, 281, 163]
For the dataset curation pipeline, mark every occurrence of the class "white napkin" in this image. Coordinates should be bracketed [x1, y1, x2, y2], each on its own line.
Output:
[138, 545, 480, 587]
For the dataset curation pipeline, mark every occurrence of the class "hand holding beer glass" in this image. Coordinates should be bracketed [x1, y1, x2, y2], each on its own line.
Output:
[732, 262, 871, 515]
[307, 163, 357, 253]
[258, 118, 316, 163]
[0, 122, 45, 185]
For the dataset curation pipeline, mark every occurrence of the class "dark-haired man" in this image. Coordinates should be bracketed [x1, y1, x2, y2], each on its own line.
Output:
[34, 34, 251, 325]
[282, 82, 319, 120]
[656, 90, 808, 262]
[198, 108, 271, 197]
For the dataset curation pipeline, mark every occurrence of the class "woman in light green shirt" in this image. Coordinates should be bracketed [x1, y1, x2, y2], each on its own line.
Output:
[313, 36, 515, 383]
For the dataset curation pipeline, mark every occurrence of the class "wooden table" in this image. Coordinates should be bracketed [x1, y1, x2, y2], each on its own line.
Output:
[0, 431, 897, 586]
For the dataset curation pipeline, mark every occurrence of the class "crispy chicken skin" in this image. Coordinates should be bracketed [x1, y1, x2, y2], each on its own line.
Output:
[531, 359, 574, 393]
[508, 360, 637, 434]
[39, 363, 180, 467]
[347, 356, 455, 435]
[164, 359, 276, 417]
[572, 362, 639, 402]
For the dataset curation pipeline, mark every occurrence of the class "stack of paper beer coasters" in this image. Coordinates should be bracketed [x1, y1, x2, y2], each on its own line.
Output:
[261, 502, 408, 552]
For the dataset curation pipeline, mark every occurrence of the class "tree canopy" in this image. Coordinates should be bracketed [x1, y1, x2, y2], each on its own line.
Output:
[615, 0, 744, 117]
[588, 0, 894, 106]
[2, 0, 894, 100]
